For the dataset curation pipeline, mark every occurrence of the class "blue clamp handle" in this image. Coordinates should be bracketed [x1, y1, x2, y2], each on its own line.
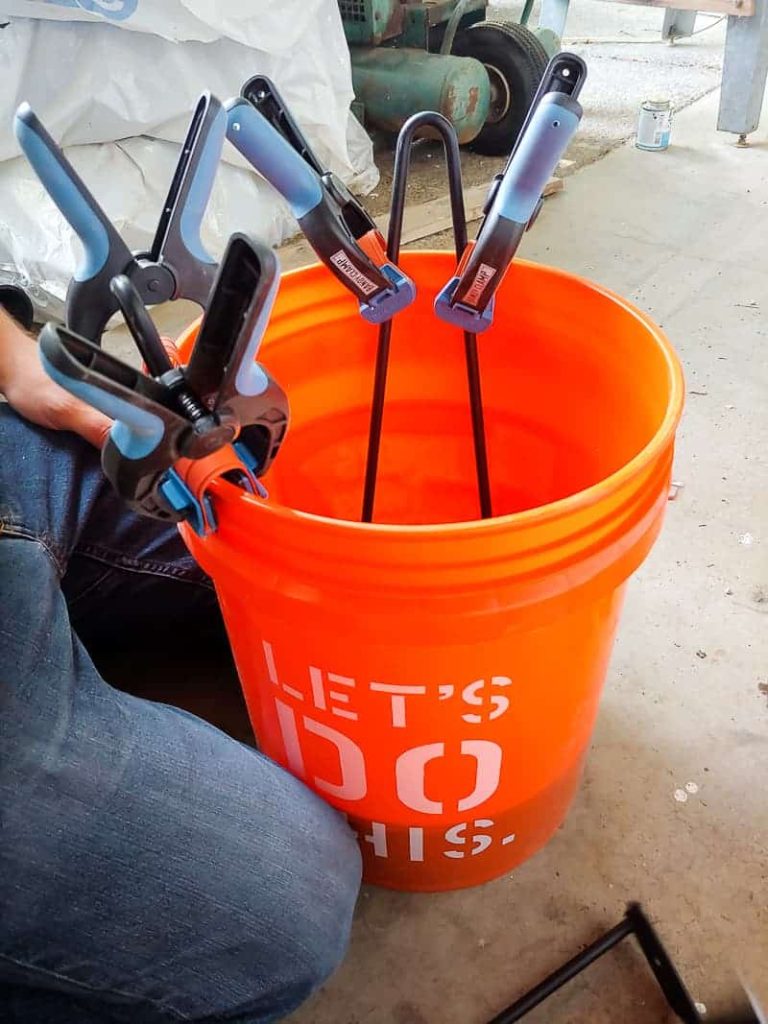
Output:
[434, 90, 583, 333]
[17, 94, 227, 342]
[39, 347, 166, 461]
[150, 92, 227, 304]
[38, 325, 184, 461]
[225, 98, 323, 219]
[183, 234, 291, 475]
[225, 91, 414, 321]
[38, 319, 285, 530]
[14, 103, 133, 286]
[177, 102, 227, 267]
[232, 271, 278, 398]
[493, 94, 581, 227]
[185, 233, 279, 406]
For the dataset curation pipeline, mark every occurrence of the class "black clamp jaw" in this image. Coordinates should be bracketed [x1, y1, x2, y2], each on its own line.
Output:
[435, 54, 587, 334]
[15, 92, 227, 343]
[226, 76, 416, 324]
[39, 235, 289, 535]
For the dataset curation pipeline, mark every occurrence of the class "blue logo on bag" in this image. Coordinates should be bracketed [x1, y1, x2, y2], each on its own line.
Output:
[45, 0, 138, 20]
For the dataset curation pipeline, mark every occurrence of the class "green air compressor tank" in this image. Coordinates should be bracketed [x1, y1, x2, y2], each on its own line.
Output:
[349, 46, 491, 145]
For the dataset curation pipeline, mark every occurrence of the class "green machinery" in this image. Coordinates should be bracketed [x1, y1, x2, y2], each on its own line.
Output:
[339, 0, 564, 155]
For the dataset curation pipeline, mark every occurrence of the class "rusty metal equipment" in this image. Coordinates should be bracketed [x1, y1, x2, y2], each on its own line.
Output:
[339, 0, 563, 154]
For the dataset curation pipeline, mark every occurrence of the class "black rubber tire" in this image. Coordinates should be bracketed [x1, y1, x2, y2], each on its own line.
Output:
[452, 20, 549, 156]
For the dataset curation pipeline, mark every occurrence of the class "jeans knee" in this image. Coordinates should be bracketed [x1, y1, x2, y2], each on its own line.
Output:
[222, 810, 362, 1024]
[278, 804, 361, 994]
[304, 817, 362, 985]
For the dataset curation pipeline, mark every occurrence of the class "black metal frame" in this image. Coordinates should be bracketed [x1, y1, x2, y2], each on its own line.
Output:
[487, 903, 760, 1024]
[360, 110, 492, 522]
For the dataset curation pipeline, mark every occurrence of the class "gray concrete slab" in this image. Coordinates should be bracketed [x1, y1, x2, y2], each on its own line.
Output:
[493, 0, 728, 158]
[286, 90, 768, 1024]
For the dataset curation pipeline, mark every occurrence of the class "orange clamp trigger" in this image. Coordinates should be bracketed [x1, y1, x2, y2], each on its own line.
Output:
[357, 228, 388, 268]
[455, 241, 477, 277]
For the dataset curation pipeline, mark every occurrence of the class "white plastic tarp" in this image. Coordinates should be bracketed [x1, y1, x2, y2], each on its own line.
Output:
[0, 1, 378, 318]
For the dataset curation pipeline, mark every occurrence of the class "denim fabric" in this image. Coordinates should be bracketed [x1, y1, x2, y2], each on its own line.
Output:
[0, 406, 361, 1023]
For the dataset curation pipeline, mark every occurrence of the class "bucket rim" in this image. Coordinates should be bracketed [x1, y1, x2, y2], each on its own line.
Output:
[188, 256, 685, 538]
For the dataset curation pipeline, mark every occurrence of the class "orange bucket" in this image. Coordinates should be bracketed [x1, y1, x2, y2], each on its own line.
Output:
[177, 251, 684, 891]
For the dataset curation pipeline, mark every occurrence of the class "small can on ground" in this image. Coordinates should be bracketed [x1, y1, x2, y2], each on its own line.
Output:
[636, 99, 672, 151]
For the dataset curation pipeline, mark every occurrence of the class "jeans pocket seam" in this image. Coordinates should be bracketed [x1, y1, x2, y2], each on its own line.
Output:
[75, 545, 213, 588]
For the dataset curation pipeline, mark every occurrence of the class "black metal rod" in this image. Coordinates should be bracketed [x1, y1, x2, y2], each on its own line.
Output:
[464, 330, 492, 518]
[361, 318, 392, 523]
[627, 904, 702, 1024]
[110, 274, 173, 378]
[361, 111, 492, 521]
[487, 916, 635, 1024]
[387, 115, 468, 259]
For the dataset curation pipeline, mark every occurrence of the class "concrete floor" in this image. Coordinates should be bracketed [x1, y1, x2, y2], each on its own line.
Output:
[495, 0, 728, 163]
[280, 90, 767, 1023]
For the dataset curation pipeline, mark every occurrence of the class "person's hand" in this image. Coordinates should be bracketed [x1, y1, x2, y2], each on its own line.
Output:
[0, 310, 112, 448]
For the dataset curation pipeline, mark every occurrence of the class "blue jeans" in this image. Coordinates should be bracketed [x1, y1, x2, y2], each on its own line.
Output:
[0, 406, 362, 1023]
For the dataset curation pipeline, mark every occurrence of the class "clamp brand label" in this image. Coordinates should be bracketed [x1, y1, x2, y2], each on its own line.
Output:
[330, 250, 378, 296]
[464, 263, 497, 305]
